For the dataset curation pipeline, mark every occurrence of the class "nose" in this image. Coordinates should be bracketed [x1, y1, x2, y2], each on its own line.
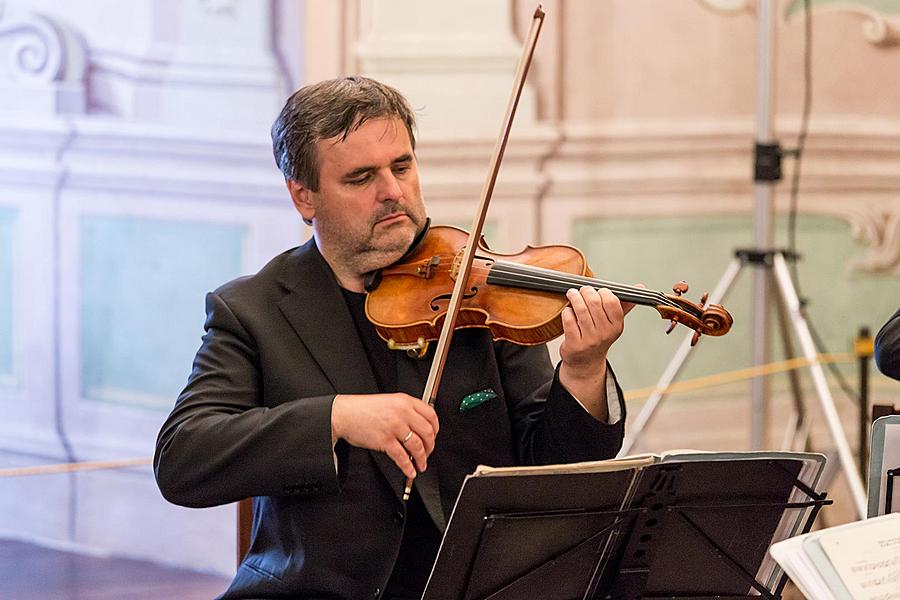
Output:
[375, 169, 403, 202]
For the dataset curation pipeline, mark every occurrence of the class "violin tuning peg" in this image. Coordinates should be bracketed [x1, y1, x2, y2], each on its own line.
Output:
[665, 320, 677, 335]
[699, 292, 708, 308]
[672, 281, 689, 296]
[690, 331, 701, 346]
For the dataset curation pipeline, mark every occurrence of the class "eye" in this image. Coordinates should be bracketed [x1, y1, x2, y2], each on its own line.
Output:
[347, 173, 372, 186]
[393, 164, 410, 175]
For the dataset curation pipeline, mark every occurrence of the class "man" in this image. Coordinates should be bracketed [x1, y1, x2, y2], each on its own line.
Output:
[154, 76, 630, 600]
[875, 308, 900, 380]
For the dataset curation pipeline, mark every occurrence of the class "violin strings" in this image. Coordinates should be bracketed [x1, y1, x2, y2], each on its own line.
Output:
[488, 261, 680, 310]
[475, 258, 677, 307]
[386, 251, 708, 315]
[389, 258, 688, 312]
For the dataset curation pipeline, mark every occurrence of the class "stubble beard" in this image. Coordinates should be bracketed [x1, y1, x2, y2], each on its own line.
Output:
[318, 200, 426, 276]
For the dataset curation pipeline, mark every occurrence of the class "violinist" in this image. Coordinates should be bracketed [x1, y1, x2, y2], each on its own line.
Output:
[154, 76, 631, 600]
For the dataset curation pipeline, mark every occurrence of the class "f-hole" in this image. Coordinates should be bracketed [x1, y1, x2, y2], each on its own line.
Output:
[431, 287, 478, 311]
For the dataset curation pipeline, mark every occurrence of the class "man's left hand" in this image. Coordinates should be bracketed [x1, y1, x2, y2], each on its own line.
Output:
[558, 286, 635, 420]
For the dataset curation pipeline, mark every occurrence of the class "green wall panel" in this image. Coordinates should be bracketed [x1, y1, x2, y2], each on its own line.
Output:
[80, 215, 245, 409]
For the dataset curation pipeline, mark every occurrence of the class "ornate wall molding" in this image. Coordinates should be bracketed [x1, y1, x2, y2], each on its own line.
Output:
[847, 206, 900, 274]
[0, 10, 86, 114]
[695, 0, 753, 15]
[514, 115, 900, 276]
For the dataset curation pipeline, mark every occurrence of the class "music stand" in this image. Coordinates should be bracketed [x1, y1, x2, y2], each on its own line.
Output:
[423, 452, 829, 600]
[867, 414, 900, 517]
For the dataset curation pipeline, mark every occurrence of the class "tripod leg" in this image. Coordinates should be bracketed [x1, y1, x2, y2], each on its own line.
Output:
[619, 258, 743, 456]
[771, 253, 867, 518]
[772, 276, 808, 452]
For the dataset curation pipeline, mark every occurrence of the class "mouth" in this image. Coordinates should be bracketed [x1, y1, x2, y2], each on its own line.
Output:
[375, 212, 409, 226]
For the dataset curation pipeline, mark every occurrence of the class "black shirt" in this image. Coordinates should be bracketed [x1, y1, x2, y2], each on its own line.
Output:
[341, 289, 442, 599]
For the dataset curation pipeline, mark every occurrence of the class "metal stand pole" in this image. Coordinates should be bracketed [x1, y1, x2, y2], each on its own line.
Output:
[623, 0, 779, 456]
[618, 0, 868, 518]
[750, 0, 778, 450]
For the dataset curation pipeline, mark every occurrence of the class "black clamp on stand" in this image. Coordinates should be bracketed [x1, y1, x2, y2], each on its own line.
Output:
[754, 142, 784, 183]
[424, 453, 830, 600]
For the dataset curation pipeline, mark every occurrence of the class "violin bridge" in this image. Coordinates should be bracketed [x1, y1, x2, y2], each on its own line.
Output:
[416, 256, 441, 279]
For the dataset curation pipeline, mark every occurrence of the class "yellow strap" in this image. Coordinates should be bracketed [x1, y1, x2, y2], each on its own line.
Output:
[0, 457, 152, 478]
[624, 352, 855, 401]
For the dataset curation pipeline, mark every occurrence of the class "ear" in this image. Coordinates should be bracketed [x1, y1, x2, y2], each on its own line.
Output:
[286, 179, 315, 224]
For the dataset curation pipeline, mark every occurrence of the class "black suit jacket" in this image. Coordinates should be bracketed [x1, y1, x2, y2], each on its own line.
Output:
[875, 308, 900, 380]
[154, 238, 625, 599]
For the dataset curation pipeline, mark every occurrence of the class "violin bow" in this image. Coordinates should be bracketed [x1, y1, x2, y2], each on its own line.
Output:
[404, 5, 546, 501]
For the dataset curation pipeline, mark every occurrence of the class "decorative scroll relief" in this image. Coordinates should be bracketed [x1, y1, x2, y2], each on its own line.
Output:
[0, 9, 86, 114]
[847, 207, 900, 275]
[785, 0, 900, 46]
[0, 12, 64, 83]
[695, 0, 753, 15]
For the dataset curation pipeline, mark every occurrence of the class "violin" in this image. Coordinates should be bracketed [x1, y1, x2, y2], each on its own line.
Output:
[365, 224, 733, 357]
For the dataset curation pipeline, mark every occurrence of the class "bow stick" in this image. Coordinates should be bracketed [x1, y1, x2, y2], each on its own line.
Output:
[403, 5, 547, 502]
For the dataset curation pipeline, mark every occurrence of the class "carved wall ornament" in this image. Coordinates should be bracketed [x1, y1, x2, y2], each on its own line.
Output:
[848, 207, 900, 275]
[695, 0, 753, 15]
[785, 0, 900, 46]
[0, 12, 64, 83]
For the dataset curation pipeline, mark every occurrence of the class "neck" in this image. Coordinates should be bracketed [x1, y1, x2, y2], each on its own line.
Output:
[486, 260, 670, 308]
[314, 238, 367, 293]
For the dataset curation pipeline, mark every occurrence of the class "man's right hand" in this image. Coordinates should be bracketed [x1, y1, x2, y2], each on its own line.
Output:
[331, 393, 439, 480]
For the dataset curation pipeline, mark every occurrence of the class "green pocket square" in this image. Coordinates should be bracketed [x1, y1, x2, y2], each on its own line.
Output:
[459, 389, 497, 412]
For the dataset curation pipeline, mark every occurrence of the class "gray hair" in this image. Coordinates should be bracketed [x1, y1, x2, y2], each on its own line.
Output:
[271, 76, 417, 192]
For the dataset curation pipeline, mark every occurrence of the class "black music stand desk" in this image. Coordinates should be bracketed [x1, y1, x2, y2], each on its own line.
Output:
[423, 451, 829, 600]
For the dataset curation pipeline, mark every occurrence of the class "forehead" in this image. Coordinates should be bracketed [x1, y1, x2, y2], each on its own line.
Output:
[318, 117, 412, 170]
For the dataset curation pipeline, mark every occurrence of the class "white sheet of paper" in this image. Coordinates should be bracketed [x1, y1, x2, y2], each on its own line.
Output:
[818, 514, 900, 599]
[769, 535, 836, 600]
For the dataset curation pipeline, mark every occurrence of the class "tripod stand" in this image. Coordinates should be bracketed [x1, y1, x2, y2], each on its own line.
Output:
[618, 0, 867, 519]
[619, 248, 867, 518]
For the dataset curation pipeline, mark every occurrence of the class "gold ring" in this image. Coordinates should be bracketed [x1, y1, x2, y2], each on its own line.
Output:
[402, 431, 413, 444]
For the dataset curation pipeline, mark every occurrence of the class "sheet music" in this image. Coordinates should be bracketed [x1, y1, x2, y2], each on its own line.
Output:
[817, 514, 900, 599]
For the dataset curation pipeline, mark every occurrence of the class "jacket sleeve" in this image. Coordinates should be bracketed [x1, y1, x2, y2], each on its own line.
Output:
[154, 292, 340, 508]
[496, 341, 626, 466]
[875, 308, 900, 381]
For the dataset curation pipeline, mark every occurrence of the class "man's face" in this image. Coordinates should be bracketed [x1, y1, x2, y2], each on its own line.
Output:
[291, 117, 427, 279]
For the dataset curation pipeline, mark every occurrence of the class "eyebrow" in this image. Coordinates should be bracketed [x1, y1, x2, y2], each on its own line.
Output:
[341, 154, 413, 181]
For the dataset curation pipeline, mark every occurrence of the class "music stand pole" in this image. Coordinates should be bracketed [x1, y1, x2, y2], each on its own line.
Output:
[750, 0, 778, 450]
[619, 0, 869, 517]
[622, 0, 778, 455]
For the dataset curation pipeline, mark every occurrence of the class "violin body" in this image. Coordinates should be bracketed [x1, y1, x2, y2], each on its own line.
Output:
[365, 225, 733, 354]
[366, 225, 589, 349]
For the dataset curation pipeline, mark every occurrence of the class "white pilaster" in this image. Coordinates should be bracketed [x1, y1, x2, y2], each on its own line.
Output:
[357, 0, 539, 139]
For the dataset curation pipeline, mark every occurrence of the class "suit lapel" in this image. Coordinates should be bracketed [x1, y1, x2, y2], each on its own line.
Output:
[276, 240, 406, 500]
[276, 240, 377, 394]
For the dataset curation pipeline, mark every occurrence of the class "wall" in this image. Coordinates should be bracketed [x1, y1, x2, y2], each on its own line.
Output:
[0, 0, 304, 575]
[0, 0, 897, 576]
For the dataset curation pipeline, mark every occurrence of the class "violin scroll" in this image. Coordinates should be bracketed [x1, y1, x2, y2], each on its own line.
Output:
[657, 281, 733, 346]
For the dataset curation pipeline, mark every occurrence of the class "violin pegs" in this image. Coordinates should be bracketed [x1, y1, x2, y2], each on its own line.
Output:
[699, 292, 708, 308]
[665, 320, 677, 335]
[672, 281, 689, 296]
[690, 331, 701, 346]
